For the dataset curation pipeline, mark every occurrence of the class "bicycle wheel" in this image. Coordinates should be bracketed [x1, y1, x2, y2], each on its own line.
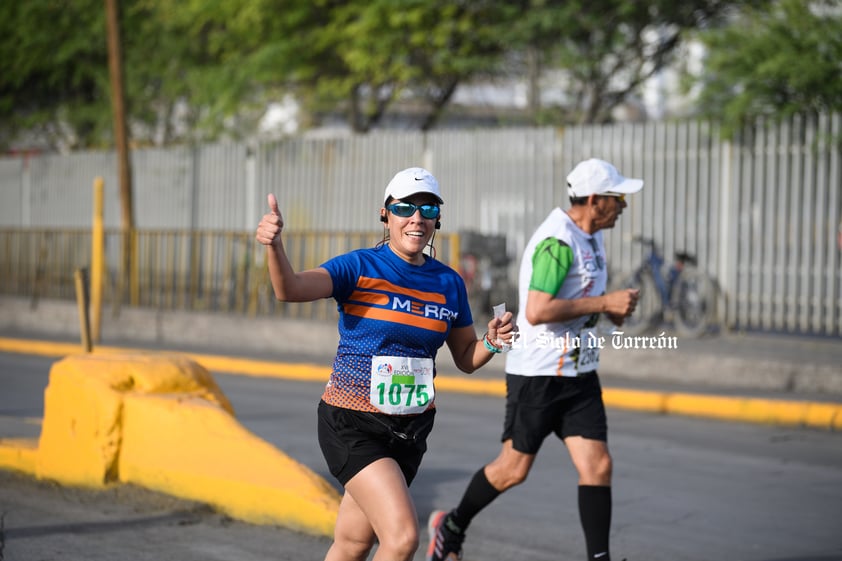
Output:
[616, 270, 662, 336]
[673, 267, 717, 338]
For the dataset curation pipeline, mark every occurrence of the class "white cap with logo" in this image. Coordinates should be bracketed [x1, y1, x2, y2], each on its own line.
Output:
[384, 167, 444, 205]
[567, 158, 643, 198]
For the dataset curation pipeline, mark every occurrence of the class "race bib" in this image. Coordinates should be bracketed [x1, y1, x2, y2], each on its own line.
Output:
[370, 356, 435, 415]
[576, 327, 600, 374]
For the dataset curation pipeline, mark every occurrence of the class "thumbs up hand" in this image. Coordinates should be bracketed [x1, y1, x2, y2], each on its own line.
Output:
[256, 193, 284, 246]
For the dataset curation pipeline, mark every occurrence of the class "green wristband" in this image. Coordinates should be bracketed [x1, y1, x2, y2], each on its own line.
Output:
[483, 332, 502, 354]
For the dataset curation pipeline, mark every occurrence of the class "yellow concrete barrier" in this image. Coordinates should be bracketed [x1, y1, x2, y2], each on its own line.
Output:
[35, 353, 233, 486]
[119, 392, 339, 535]
[26, 352, 340, 536]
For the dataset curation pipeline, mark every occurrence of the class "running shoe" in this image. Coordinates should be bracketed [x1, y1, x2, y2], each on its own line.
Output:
[426, 509, 465, 561]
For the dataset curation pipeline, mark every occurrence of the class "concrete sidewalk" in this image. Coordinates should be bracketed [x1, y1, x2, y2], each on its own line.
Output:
[2, 295, 840, 398]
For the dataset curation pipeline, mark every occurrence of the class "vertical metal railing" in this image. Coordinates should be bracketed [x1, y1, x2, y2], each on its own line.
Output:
[0, 228, 461, 322]
[1, 118, 840, 335]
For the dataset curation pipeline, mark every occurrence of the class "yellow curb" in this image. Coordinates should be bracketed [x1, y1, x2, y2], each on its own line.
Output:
[433, 380, 842, 431]
[186, 353, 333, 383]
[433, 375, 506, 397]
[603, 388, 842, 431]
[0, 338, 88, 357]
[1, 337, 839, 432]
[0, 438, 39, 473]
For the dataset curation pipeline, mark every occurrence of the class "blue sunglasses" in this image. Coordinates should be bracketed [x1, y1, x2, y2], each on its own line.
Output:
[387, 202, 441, 219]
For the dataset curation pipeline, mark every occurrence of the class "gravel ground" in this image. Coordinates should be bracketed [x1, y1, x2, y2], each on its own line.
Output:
[0, 468, 333, 561]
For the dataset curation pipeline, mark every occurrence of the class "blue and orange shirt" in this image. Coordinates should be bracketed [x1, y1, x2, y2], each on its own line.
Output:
[319, 244, 473, 413]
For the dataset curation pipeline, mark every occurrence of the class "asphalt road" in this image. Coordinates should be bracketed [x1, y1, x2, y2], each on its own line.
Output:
[2, 352, 842, 561]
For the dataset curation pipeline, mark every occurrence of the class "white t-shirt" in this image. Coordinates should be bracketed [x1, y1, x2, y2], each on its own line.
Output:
[505, 208, 608, 377]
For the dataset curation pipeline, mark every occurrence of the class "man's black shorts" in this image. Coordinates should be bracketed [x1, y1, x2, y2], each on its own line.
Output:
[317, 400, 436, 486]
[502, 372, 607, 454]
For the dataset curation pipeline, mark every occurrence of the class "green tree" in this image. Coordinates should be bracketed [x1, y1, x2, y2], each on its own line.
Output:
[504, 0, 772, 125]
[1, 0, 505, 144]
[2, 0, 797, 149]
[0, 0, 274, 150]
[261, 0, 513, 132]
[686, 0, 842, 136]
[0, 1, 110, 150]
[265, 0, 768, 129]
[128, 0, 285, 143]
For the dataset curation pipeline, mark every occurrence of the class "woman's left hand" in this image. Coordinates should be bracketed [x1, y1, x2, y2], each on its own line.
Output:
[487, 311, 515, 348]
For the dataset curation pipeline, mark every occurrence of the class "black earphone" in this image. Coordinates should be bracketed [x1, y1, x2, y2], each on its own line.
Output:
[435, 221, 441, 230]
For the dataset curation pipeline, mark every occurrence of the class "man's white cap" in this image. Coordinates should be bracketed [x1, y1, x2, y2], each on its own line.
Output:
[384, 167, 444, 205]
[567, 158, 643, 198]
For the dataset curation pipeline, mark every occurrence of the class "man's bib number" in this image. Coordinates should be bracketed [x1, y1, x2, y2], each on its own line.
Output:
[370, 356, 434, 415]
[576, 327, 600, 374]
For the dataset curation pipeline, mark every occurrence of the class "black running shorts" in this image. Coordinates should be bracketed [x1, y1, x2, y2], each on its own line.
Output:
[317, 400, 435, 486]
[501, 373, 607, 454]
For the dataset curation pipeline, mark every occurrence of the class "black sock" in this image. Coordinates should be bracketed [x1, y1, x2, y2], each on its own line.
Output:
[578, 485, 612, 561]
[450, 467, 501, 531]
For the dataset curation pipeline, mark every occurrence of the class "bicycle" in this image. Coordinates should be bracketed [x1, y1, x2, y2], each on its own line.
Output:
[609, 237, 718, 338]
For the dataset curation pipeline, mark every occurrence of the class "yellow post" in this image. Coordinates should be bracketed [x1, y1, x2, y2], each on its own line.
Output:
[130, 228, 140, 306]
[449, 232, 461, 272]
[91, 177, 105, 342]
[74, 268, 92, 353]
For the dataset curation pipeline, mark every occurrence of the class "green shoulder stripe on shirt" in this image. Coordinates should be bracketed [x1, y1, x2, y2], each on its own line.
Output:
[529, 237, 573, 295]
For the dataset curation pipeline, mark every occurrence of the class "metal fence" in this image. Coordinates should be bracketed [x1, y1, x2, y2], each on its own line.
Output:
[0, 227, 462, 322]
[1, 116, 840, 336]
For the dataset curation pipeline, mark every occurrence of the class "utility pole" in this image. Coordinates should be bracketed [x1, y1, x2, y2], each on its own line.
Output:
[105, 0, 136, 308]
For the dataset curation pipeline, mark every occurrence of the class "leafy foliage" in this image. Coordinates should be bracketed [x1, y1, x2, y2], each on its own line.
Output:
[263, 0, 514, 132]
[687, 0, 842, 136]
[2, 0, 825, 150]
[504, 0, 773, 124]
[0, 1, 110, 149]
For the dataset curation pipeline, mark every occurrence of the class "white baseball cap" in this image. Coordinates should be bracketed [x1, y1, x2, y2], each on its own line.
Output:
[383, 167, 444, 205]
[567, 158, 643, 198]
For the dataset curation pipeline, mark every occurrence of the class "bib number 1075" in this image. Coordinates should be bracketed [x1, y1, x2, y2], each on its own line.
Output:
[376, 383, 430, 408]
[370, 356, 434, 414]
